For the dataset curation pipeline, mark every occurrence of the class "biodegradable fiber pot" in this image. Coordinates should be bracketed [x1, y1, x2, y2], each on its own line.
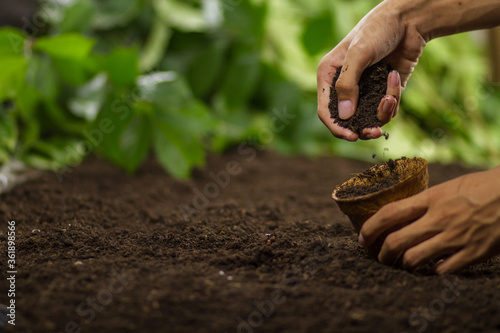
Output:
[332, 157, 429, 234]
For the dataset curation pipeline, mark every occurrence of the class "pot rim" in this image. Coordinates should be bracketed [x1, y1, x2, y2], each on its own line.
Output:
[332, 158, 428, 203]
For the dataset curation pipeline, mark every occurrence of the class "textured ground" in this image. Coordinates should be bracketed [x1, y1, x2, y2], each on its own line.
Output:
[0, 151, 499, 333]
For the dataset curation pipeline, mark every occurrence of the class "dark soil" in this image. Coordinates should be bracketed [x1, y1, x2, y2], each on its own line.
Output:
[334, 158, 402, 199]
[1, 151, 499, 333]
[329, 61, 392, 134]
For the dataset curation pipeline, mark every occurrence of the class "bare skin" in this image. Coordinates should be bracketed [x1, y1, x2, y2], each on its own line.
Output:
[317, 4, 416, 141]
[360, 166, 500, 274]
[318, 0, 500, 273]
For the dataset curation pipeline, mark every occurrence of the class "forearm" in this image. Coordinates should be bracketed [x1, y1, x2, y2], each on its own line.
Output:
[396, 0, 500, 41]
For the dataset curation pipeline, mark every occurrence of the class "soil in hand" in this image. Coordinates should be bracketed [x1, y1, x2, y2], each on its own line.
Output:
[335, 158, 405, 199]
[329, 61, 392, 134]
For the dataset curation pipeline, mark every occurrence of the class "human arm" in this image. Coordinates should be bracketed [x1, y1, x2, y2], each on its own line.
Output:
[359, 166, 500, 274]
[317, 0, 500, 141]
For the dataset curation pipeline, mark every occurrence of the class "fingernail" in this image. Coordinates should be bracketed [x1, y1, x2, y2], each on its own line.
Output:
[358, 233, 365, 245]
[365, 133, 374, 140]
[390, 70, 400, 87]
[339, 100, 354, 119]
[381, 96, 394, 114]
[434, 260, 445, 274]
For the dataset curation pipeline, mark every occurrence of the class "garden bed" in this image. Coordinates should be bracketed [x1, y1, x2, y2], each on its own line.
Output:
[1, 150, 499, 333]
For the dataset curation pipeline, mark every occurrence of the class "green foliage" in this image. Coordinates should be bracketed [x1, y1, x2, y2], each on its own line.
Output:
[0, 0, 499, 179]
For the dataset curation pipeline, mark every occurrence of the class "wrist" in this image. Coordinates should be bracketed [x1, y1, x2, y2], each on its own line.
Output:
[397, 0, 459, 42]
[397, 0, 500, 42]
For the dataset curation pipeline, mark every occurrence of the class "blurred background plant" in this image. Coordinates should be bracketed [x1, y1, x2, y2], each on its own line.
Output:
[0, 0, 499, 180]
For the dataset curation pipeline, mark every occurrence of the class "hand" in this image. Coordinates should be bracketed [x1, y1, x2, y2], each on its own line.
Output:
[359, 167, 500, 274]
[317, 0, 426, 141]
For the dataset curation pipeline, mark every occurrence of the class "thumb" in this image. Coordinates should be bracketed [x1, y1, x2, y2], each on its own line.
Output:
[335, 43, 374, 120]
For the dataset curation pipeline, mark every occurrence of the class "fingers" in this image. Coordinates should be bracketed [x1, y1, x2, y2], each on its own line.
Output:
[318, 44, 401, 141]
[377, 96, 399, 125]
[400, 233, 460, 271]
[358, 70, 401, 140]
[360, 192, 428, 248]
[434, 241, 500, 275]
[335, 42, 374, 121]
[385, 29, 425, 89]
[378, 217, 442, 266]
[360, 127, 383, 140]
[317, 47, 359, 141]
[317, 54, 337, 119]
[435, 249, 472, 275]
[317, 112, 359, 141]
[377, 70, 401, 125]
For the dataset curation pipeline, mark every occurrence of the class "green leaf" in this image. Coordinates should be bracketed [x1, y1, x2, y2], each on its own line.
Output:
[35, 34, 96, 59]
[18, 120, 40, 154]
[138, 72, 189, 107]
[59, 1, 96, 33]
[15, 86, 41, 153]
[137, 72, 213, 178]
[0, 146, 10, 165]
[92, 0, 143, 30]
[139, 72, 215, 134]
[0, 112, 18, 152]
[139, 18, 172, 72]
[51, 57, 93, 85]
[187, 39, 227, 98]
[97, 48, 139, 87]
[153, 116, 204, 179]
[120, 114, 152, 173]
[42, 100, 89, 134]
[219, 51, 261, 111]
[301, 13, 333, 56]
[90, 91, 136, 165]
[21, 153, 61, 171]
[223, 1, 267, 46]
[0, 28, 26, 57]
[25, 56, 58, 100]
[29, 138, 84, 169]
[140, 17, 171, 73]
[153, 0, 207, 32]
[0, 57, 27, 100]
[16, 86, 40, 119]
[68, 74, 107, 122]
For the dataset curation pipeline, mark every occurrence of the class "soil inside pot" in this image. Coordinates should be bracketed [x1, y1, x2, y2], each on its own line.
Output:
[329, 61, 391, 134]
[335, 158, 404, 199]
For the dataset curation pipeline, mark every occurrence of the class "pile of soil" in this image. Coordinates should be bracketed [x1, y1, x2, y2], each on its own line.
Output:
[1, 151, 499, 333]
[334, 158, 403, 199]
[329, 61, 391, 134]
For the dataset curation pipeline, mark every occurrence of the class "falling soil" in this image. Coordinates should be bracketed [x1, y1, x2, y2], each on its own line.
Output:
[329, 61, 392, 134]
[335, 158, 403, 199]
[0, 151, 499, 333]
